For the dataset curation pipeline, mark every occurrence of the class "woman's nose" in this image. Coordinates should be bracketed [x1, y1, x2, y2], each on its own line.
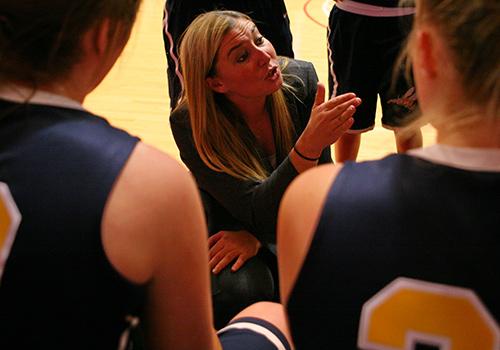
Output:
[255, 47, 271, 66]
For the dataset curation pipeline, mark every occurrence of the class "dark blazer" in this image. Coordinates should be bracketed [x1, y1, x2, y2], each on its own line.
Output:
[170, 59, 332, 244]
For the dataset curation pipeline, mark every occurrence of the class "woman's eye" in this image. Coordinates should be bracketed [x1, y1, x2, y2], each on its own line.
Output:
[255, 36, 264, 45]
[237, 52, 248, 63]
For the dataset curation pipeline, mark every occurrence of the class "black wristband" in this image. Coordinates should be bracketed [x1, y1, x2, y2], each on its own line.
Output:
[293, 146, 320, 161]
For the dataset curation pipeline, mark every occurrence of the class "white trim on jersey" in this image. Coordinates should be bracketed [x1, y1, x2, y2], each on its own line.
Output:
[0, 85, 85, 111]
[408, 144, 500, 172]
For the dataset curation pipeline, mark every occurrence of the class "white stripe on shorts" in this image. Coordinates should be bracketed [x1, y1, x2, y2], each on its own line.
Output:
[217, 322, 287, 350]
[327, 25, 339, 98]
[163, 5, 184, 94]
[336, 0, 416, 17]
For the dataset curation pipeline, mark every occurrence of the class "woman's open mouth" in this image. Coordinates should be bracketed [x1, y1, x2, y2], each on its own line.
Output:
[266, 66, 280, 81]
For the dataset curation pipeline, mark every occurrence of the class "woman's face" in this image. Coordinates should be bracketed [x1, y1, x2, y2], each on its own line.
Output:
[207, 19, 283, 103]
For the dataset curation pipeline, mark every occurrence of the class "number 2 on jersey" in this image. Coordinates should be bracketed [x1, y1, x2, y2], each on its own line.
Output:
[358, 277, 500, 350]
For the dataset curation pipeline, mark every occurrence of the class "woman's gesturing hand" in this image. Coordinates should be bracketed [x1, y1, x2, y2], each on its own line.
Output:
[208, 230, 262, 274]
[295, 83, 361, 159]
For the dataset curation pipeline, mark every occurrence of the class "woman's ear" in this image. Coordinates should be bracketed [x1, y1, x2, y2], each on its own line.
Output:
[80, 18, 112, 56]
[415, 28, 438, 79]
[206, 76, 227, 93]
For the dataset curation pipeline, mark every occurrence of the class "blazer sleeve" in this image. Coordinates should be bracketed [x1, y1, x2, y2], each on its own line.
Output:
[285, 59, 332, 165]
[170, 108, 299, 244]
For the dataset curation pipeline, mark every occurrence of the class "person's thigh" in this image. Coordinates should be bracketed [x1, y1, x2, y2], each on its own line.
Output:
[218, 0, 294, 57]
[328, 8, 378, 132]
[377, 15, 418, 129]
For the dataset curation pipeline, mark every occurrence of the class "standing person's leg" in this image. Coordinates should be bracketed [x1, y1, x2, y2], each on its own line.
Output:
[378, 14, 422, 152]
[335, 133, 362, 162]
[264, 0, 294, 58]
[228, 0, 294, 58]
[328, 7, 378, 162]
[394, 128, 422, 153]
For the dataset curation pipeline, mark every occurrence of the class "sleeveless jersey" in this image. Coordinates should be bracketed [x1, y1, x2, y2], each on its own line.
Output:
[287, 154, 500, 349]
[0, 99, 146, 349]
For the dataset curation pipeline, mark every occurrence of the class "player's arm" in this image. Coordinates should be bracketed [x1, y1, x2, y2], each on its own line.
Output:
[102, 142, 221, 350]
[277, 163, 343, 304]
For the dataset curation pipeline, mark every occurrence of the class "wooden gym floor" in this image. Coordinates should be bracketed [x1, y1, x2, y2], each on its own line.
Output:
[84, 0, 436, 163]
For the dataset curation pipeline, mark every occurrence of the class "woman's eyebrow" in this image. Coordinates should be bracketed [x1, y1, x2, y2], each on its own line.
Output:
[227, 24, 257, 57]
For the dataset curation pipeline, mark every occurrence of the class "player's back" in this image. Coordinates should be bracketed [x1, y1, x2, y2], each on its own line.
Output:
[287, 153, 500, 349]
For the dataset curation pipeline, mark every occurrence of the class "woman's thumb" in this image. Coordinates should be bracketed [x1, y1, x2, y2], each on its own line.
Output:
[313, 82, 325, 107]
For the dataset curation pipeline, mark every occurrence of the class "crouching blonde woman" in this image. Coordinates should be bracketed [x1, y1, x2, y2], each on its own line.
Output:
[170, 10, 361, 328]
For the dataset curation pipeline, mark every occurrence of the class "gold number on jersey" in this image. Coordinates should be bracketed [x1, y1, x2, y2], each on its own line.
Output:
[358, 277, 500, 350]
[0, 182, 21, 283]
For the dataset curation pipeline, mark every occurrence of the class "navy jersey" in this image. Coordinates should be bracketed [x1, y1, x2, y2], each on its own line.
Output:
[287, 153, 500, 349]
[0, 99, 146, 349]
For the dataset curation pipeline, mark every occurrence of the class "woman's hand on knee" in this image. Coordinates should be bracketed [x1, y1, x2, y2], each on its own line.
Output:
[208, 230, 261, 274]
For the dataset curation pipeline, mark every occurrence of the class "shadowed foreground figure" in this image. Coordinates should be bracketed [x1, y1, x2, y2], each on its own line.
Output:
[0, 1, 292, 349]
[279, 0, 500, 348]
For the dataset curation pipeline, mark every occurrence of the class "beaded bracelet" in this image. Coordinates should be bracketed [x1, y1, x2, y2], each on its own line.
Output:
[293, 146, 320, 161]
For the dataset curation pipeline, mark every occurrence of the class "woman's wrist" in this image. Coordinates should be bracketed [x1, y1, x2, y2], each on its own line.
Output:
[293, 145, 320, 161]
[293, 137, 322, 161]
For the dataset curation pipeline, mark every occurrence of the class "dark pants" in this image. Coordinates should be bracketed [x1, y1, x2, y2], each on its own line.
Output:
[200, 190, 279, 329]
[211, 248, 279, 329]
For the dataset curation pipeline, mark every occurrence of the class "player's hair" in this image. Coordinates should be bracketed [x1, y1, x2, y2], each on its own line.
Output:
[0, 0, 142, 85]
[176, 10, 296, 181]
[401, 0, 499, 121]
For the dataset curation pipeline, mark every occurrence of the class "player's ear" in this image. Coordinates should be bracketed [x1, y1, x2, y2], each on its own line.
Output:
[206, 76, 228, 93]
[415, 28, 438, 79]
[81, 18, 112, 56]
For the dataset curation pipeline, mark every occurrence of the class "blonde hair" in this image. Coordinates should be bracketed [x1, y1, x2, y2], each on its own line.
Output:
[177, 10, 296, 181]
[399, 0, 499, 128]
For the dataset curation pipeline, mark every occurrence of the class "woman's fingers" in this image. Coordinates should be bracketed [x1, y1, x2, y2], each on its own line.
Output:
[231, 255, 248, 272]
[330, 116, 355, 142]
[322, 93, 359, 110]
[208, 230, 260, 274]
[319, 95, 360, 142]
[332, 97, 361, 115]
[209, 248, 226, 270]
[325, 102, 356, 140]
[208, 240, 225, 259]
[212, 251, 238, 274]
[208, 231, 224, 247]
[329, 103, 357, 128]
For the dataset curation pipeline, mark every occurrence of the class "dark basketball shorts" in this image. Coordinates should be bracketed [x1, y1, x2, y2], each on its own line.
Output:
[218, 317, 291, 350]
[328, 6, 418, 133]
